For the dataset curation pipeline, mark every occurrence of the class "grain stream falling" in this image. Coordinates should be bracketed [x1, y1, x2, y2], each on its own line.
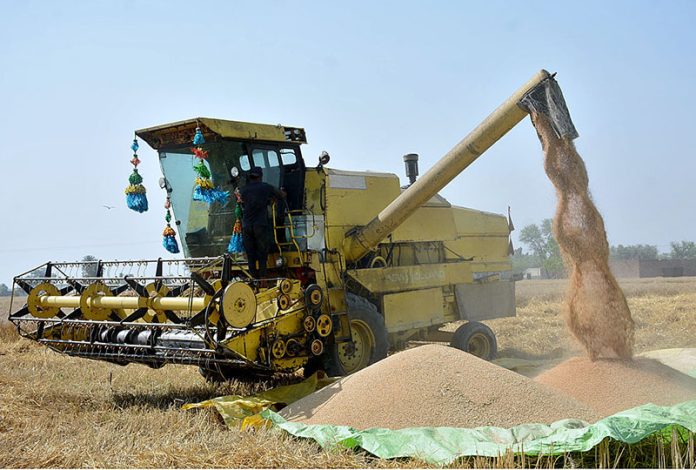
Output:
[529, 112, 634, 360]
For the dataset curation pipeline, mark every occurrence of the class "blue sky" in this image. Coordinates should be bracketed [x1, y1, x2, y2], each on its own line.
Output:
[0, 0, 695, 285]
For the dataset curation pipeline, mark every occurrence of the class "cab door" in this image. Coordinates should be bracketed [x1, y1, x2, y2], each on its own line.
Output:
[245, 144, 305, 211]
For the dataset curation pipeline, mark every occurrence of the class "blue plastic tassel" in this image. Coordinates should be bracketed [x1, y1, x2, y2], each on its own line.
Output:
[162, 226, 180, 254]
[227, 195, 244, 253]
[126, 191, 148, 213]
[193, 186, 229, 205]
[227, 232, 244, 253]
[193, 127, 205, 145]
[125, 138, 148, 212]
[163, 238, 179, 253]
[125, 168, 148, 213]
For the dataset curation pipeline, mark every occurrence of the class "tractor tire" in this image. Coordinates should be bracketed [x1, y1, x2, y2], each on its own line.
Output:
[450, 321, 497, 361]
[321, 293, 389, 376]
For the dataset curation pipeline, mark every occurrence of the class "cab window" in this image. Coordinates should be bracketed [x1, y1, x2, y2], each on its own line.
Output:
[280, 148, 297, 165]
[239, 154, 251, 170]
[251, 148, 281, 188]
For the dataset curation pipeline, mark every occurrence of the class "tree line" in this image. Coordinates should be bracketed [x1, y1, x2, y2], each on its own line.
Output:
[514, 219, 696, 278]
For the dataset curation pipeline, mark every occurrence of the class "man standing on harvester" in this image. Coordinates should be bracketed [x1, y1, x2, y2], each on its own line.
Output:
[239, 167, 285, 279]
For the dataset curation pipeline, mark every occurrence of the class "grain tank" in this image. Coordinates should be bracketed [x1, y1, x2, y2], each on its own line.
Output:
[9, 69, 575, 379]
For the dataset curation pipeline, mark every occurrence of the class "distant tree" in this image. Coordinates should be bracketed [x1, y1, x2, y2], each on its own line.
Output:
[519, 224, 545, 260]
[511, 247, 538, 274]
[0, 283, 10, 296]
[541, 219, 565, 278]
[610, 244, 658, 260]
[26, 267, 45, 278]
[81, 255, 99, 277]
[519, 219, 566, 278]
[669, 241, 696, 259]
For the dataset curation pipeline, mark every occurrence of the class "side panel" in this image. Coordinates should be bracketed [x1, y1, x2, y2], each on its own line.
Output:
[303, 170, 325, 215]
[348, 262, 473, 294]
[446, 206, 511, 265]
[322, 169, 400, 254]
[382, 288, 445, 332]
[391, 207, 457, 242]
[454, 280, 516, 321]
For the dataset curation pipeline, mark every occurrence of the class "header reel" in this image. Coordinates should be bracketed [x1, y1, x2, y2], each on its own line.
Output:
[9, 255, 330, 375]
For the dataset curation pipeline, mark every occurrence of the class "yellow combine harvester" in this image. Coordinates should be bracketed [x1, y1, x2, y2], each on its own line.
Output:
[9, 69, 576, 380]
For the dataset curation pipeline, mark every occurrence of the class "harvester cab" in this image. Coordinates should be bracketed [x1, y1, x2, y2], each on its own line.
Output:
[9, 70, 577, 381]
[138, 119, 308, 259]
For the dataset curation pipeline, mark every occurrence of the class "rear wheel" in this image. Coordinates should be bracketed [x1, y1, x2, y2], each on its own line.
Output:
[450, 321, 497, 360]
[322, 293, 389, 376]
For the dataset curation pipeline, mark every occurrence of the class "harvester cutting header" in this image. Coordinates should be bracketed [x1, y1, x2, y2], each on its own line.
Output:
[9, 70, 577, 381]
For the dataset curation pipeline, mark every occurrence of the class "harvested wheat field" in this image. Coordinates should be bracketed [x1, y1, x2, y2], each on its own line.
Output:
[1, 296, 19, 323]
[0, 322, 414, 469]
[2, 278, 695, 468]
[535, 356, 696, 416]
[485, 277, 696, 361]
[281, 344, 600, 429]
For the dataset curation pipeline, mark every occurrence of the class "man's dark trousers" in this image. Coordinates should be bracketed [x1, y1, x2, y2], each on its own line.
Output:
[243, 224, 270, 278]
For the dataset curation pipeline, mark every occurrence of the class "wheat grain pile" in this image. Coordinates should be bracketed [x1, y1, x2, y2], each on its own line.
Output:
[535, 356, 696, 416]
[281, 344, 599, 430]
[530, 112, 634, 360]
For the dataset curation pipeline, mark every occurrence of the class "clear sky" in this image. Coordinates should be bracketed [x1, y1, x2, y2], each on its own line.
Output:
[1, 0, 695, 285]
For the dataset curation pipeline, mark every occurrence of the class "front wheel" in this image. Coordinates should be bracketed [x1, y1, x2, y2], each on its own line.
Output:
[450, 321, 497, 360]
[322, 294, 389, 376]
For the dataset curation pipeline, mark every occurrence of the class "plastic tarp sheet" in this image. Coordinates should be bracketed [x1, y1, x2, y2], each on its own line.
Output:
[261, 401, 696, 465]
[182, 372, 337, 429]
[639, 348, 696, 378]
[184, 349, 696, 464]
[493, 348, 696, 379]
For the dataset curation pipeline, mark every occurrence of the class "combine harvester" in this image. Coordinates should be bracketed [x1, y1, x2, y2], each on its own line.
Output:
[8, 70, 575, 381]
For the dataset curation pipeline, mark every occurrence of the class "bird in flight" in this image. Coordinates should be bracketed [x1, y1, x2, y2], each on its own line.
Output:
[102, 205, 115, 210]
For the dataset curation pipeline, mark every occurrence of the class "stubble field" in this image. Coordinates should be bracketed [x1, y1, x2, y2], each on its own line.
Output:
[1, 277, 695, 468]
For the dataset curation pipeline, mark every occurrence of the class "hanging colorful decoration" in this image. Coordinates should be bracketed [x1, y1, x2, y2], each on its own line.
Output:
[191, 126, 229, 205]
[162, 196, 180, 254]
[227, 190, 244, 253]
[193, 126, 205, 146]
[124, 137, 148, 213]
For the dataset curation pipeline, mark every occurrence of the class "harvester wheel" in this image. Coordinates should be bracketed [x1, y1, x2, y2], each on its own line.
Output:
[321, 293, 388, 376]
[271, 339, 287, 359]
[279, 278, 293, 294]
[303, 315, 316, 333]
[315, 314, 332, 337]
[277, 294, 291, 311]
[305, 284, 323, 308]
[450, 321, 497, 361]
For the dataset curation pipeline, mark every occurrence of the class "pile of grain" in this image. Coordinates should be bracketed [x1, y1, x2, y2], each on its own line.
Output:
[530, 112, 634, 360]
[535, 356, 696, 416]
[281, 345, 599, 430]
